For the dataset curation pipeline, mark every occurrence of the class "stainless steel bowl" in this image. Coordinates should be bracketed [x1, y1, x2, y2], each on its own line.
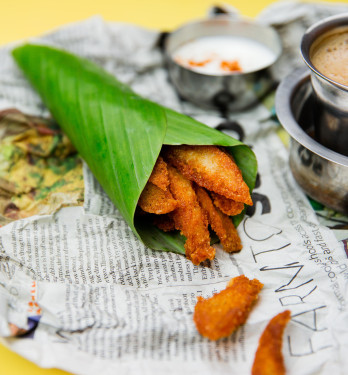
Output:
[165, 17, 282, 112]
[276, 67, 348, 214]
[301, 13, 348, 156]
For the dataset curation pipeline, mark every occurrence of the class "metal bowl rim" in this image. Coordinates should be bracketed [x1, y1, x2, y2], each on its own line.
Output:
[164, 16, 282, 78]
[275, 67, 348, 167]
[300, 13, 348, 91]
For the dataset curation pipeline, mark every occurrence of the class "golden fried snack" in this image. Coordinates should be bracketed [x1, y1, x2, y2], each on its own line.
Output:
[163, 145, 252, 205]
[195, 186, 242, 252]
[194, 275, 263, 340]
[167, 165, 215, 265]
[210, 192, 245, 216]
[252, 310, 291, 375]
[138, 182, 177, 214]
[148, 156, 169, 191]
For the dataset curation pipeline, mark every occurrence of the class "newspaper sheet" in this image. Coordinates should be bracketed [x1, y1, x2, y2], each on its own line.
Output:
[1, 1, 348, 374]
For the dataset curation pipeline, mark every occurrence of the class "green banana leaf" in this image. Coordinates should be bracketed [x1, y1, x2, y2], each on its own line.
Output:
[12, 44, 257, 255]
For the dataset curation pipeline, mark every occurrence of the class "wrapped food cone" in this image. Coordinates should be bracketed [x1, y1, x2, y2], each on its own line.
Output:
[12, 44, 257, 255]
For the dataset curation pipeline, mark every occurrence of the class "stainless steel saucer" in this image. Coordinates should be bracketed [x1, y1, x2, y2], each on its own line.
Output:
[276, 67, 348, 214]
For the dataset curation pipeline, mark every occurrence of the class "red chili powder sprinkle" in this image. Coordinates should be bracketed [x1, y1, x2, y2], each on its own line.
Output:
[220, 60, 242, 72]
[187, 59, 212, 67]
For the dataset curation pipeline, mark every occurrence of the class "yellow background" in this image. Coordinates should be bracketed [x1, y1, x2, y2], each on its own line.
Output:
[0, 0, 342, 374]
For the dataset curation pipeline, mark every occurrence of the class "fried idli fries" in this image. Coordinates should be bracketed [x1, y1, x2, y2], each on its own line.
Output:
[148, 156, 169, 191]
[138, 182, 177, 214]
[252, 310, 291, 375]
[138, 145, 253, 264]
[195, 186, 242, 253]
[138, 157, 177, 215]
[193, 275, 263, 340]
[167, 165, 215, 265]
[210, 192, 245, 216]
[164, 145, 252, 206]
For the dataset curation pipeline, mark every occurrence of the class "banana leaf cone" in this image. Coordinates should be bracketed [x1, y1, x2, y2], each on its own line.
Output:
[12, 44, 257, 255]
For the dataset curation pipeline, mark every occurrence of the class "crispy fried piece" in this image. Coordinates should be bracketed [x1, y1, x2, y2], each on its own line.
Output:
[152, 214, 176, 232]
[193, 275, 263, 340]
[252, 310, 291, 375]
[148, 156, 169, 191]
[138, 182, 177, 214]
[210, 192, 245, 216]
[167, 165, 215, 265]
[195, 186, 242, 252]
[163, 145, 252, 205]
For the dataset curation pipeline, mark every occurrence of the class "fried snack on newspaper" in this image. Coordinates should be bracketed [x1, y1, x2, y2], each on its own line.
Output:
[138, 145, 252, 264]
[13, 44, 258, 261]
[163, 145, 253, 206]
[193, 275, 263, 340]
[167, 165, 215, 265]
[252, 310, 291, 375]
[210, 192, 245, 216]
[195, 186, 242, 252]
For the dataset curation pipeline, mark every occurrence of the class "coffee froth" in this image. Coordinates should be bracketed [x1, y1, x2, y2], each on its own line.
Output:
[310, 26, 348, 87]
